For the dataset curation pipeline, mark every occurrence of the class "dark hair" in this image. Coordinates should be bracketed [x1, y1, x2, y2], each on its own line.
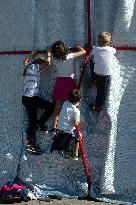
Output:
[68, 89, 81, 104]
[52, 41, 69, 61]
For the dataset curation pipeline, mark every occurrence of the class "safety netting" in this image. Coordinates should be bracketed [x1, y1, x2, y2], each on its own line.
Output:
[0, 0, 136, 204]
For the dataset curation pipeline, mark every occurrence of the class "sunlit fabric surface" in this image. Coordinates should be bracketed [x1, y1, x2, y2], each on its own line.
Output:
[0, 0, 136, 204]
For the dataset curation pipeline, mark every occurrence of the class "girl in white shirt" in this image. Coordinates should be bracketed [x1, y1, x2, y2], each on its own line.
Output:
[48, 41, 86, 132]
[90, 32, 116, 112]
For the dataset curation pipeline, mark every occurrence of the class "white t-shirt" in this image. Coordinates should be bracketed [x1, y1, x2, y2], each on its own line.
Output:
[92, 46, 116, 75]
[53, 53, 75, 78]
[23, 63, 40, 97]
[57, 101, 80, 134]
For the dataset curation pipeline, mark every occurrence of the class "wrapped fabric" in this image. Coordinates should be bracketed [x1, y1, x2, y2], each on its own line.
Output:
[0, 0, 136, 204]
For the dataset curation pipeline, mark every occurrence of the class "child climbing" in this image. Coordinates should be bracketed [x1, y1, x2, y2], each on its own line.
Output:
[48, 41, 86, 134]
[50, 89, 82, 160]
[22, 51, 54, 154]
[90, 32, 116, 112]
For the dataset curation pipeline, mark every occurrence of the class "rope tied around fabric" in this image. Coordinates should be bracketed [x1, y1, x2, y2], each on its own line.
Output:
[75, 0, 92, 196]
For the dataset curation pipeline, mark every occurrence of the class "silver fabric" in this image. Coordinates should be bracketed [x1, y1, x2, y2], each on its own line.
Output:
[0, 0, 136, 204]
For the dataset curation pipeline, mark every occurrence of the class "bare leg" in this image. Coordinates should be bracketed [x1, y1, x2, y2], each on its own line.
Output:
[52, 100, 63, 129]
[74, 132, 83, 157]
[74, 142, 79, 157]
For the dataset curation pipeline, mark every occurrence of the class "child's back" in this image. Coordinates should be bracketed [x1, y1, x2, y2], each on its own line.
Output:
[92, 46, 116, 75]
[53, 53, 75, 78]
[90, 32, 116, 112]
[23, 63, 40, 97]
[57, 100, 80, 134]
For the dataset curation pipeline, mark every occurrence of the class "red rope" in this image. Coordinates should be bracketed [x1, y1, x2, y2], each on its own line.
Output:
[114, 46, 136, 51]
[76, 0, 92, 90]
[75, 0, 91, 196]
[0, 50, 47, 55]
[75, 125, 91, 194]
[87, 0, 92, 52]
[0, 46, 135, 55]
[76, 55, 90, 90]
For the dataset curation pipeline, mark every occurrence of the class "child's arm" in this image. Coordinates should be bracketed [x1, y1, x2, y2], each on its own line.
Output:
[71, 46, 86, 58]
[23, 51, 37, 66]
[23, 57, 30, 76]
[73, 106, 80, 127]
[46, 49, 52, 66]
[23, 51, 37, 76]
[23, 57, 30, 67]
[73, 120, 82, 140]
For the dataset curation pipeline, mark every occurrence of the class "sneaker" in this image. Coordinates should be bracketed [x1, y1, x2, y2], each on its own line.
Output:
[73, 154, 79, 160]
[73, 156, 79, 161]
[90, 104, 102, 113]
[27, 145, 42, 154]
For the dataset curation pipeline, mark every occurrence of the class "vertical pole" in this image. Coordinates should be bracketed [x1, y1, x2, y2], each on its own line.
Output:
[76, 0, 92, 196]
[76, 0, 91, 90]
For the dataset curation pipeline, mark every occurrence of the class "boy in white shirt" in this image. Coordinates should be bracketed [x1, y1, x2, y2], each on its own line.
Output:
[90, 32, 116, 112]
[50, 89, 82, 159]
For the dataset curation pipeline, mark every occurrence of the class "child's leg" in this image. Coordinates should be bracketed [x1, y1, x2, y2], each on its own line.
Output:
[27, 108, 37, 145]
[22, 96, 37, 145]
[89, 59, 97, 84]
[50, 133, 64, 153]
[103, 76, 111, 105]
[52, 100, 63, 129]
[73, 132, 82, 157]
[95, 75, 110, 108]
[95, 76, 105, 108]
[63, 133, 72, 153]
[73, 142, 79, 157]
